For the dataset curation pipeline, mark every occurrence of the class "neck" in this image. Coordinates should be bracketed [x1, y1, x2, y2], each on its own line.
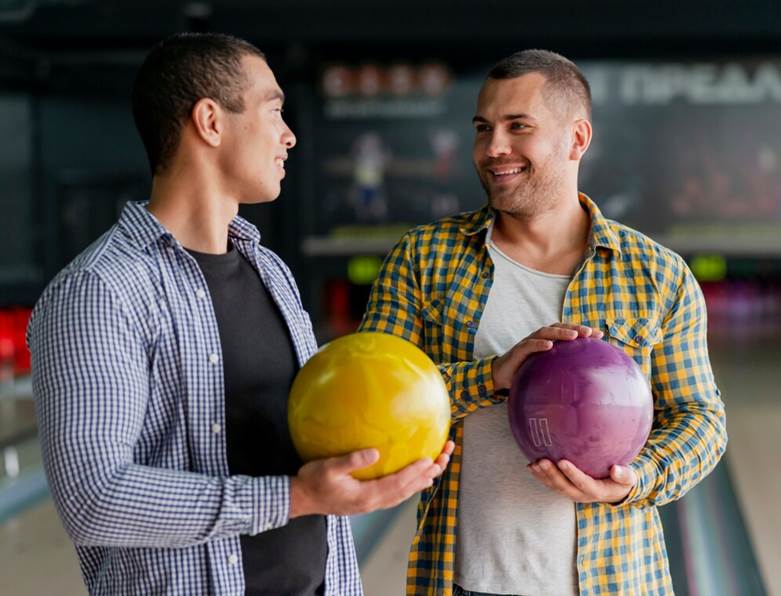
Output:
[491, 191, 590, 274]
[147, 163, 238, 255]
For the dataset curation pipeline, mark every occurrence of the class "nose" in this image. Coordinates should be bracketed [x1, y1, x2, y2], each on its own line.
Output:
[486, 129, 511, 158]
[283, 123, 296, 149]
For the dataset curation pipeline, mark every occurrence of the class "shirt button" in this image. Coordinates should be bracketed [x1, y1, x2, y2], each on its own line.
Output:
[209, 353, 219, 365]
[212, 423, 222, 434]
[478, 385, 487, 396]
[481, 270, 491, 279]
[228, 554, 238, 566]
[466, 320, 475, 329]
[196, 289, 206, 299]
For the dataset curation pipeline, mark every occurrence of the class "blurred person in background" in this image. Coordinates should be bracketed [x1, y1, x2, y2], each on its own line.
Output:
[27, 32, 452, 596]
[360, 49, 727, 595]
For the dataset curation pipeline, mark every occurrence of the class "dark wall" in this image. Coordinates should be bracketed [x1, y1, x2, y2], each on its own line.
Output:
[1, 0, 781, 308]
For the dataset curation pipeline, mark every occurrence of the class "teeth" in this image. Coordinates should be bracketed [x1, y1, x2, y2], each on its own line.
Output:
[491, 166, 525, 176]
[275, 158, 285, 168]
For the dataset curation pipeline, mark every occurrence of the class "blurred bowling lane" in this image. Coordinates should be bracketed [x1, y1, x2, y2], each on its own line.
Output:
[0, 498, 83, 595]
[710, 332, 781, 596]
[360, 498, 418, 596]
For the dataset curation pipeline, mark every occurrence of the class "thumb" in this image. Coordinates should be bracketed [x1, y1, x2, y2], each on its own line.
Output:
[329, 448, 380, 474]
[610, 465, 637, 486]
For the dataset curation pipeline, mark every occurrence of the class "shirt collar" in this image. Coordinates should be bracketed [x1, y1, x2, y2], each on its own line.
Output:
[459, 193, 621, 256]
[117, 200, 262, 250]
[579, 193, 622, 255]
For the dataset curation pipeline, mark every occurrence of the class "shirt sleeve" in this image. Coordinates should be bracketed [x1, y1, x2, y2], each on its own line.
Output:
[623, 261, 728, 507]
[358, 233, 498, 421]
[29, 270, 291, 548]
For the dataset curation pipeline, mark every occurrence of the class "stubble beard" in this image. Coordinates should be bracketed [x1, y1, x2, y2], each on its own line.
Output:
[479, 147, 570, 220]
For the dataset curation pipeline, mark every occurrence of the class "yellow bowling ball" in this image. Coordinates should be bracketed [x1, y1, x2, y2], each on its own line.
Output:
[288, 332, 451, 480]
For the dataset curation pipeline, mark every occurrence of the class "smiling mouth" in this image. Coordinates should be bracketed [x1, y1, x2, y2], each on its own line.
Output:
[275, 157, 286, 170]
[487, 165, 528, 181]
[488, 166, 529, 179]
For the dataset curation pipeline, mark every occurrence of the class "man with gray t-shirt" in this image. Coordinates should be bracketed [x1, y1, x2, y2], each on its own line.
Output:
[456, 224, 577, 595]
[360, 49, 726, 595]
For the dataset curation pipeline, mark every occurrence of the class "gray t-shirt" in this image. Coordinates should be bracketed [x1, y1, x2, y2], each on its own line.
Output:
[454, 227, 578, 596]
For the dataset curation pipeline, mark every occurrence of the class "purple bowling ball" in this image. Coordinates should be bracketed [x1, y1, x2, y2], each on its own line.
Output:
[508, 337, 653, 479]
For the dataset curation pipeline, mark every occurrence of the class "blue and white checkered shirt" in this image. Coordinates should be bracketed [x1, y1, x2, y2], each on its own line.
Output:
[27, 201, 363, 595]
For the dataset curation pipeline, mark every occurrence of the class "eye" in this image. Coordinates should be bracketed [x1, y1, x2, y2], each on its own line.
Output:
[475, 124, 491, 133]
[510, 121, 527, 130]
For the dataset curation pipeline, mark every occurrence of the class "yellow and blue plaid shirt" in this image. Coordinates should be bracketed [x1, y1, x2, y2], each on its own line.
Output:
[359, 194, 727, 595]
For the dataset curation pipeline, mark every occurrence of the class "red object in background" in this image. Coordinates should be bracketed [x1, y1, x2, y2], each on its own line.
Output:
[0, 311, 14, 381]
[324, 279, 357, 338]
[0, 307, 32, 376]
[13, 308, 32, 374]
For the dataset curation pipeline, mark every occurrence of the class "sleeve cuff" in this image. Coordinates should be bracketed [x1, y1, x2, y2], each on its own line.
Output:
[444, 357, 497, 402]
[621, 453, 658, 506]
[249, 475, 290, 535]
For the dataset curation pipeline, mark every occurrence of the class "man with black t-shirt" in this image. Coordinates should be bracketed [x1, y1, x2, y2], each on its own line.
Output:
[28, 33, 453, 595]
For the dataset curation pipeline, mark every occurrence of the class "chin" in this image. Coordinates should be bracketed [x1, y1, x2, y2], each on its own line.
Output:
[489, 194, 536, 218]
[242, 184, 281, 205]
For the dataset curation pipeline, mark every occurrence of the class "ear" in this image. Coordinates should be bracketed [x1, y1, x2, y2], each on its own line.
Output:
[191, 98, 223, 148]
[569, 118, 592, 161]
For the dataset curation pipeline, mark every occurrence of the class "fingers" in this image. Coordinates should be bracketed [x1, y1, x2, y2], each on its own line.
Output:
[380, 448, 455, 500]
[556, 460, 598, 494]
[528, 459, 636, 504]
[610, 465, 637, 487]
[526, 322, 604, 342]
[505, 338, 554, 367]
[550, 322, 604, 339]
[529, 459, 587, 501]
[397, 457, 438, 488]
[529, 326, 579, 342]
[303, 448, 450, 516]
[371, 458, 437, 507]
[326, 448, 380, 474]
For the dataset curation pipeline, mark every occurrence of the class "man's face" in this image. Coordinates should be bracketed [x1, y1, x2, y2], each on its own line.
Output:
[472, 72, 576, 218]
[220, 55, 296, 203]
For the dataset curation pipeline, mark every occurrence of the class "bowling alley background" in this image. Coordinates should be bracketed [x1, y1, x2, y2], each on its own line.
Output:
[1, 2, 780, 595]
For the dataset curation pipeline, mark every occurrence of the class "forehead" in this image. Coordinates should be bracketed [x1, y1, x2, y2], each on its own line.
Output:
[242, 55, 283, 99]
[476, 72, 551, 117]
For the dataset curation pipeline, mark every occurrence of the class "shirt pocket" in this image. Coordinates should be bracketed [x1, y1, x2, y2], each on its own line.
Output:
[605, 317, 662, 378]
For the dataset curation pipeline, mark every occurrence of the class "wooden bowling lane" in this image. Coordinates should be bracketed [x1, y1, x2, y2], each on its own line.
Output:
[0, 498, 83, 596]
[359, 498, 417, 596]
[709, 333, 781, 596]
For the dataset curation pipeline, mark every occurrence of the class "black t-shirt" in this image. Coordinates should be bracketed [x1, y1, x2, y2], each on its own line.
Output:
[188, 243, 327, 596]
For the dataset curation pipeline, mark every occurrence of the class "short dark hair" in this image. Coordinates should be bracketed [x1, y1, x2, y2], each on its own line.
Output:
[132, 32, 265, 175]
[487, 49, 591, 118]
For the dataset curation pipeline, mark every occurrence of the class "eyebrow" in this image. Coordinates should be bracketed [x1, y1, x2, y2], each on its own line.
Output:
[263, 89, 285, 103]
[472, 113, 536, 124]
